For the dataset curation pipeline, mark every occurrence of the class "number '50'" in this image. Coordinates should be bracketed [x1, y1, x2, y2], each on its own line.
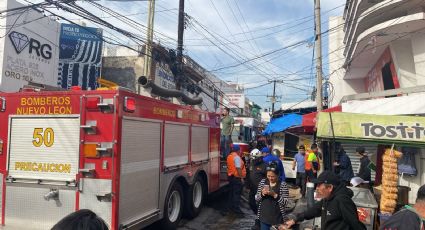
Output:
[32, 128, 54, 147]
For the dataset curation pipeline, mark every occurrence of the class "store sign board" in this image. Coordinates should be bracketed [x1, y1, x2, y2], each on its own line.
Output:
[154, 63, 176, 90]
[1, 0, 60, 92]
[317, 112, 425, 143]
[225, 94, 245, 108]
[58, 24, 103, 90]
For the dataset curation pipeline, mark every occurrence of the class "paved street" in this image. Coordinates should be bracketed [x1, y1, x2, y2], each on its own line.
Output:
[145, 184, 318, 230]
[177, 187, 256, 230]
[177, 186, 318, 230]
[144, 186, 256, 230]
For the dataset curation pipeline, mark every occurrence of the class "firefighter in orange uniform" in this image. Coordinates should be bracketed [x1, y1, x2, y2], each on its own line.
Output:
[227, 144, 247, 216]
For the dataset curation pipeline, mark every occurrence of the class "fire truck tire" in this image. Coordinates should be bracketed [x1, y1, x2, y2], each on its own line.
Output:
[185, 177, 205, 219]
[160, 182, 184, 229]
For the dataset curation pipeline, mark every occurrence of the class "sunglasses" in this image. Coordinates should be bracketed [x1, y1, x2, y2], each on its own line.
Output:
[266, 166, 278, 171]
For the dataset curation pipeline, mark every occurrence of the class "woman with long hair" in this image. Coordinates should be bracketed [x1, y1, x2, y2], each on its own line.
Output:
[255, 162, 290, 230]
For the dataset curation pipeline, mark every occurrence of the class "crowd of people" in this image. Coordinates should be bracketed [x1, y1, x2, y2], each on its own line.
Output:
[220, 109, 369, 229]
[225, 139, 370, 230]
[226, 132, 425, 230]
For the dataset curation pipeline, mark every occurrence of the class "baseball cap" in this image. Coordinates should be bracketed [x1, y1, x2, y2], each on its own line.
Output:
[356, 146, 366, 154]
[312, 171, 341, 186]
[350, 177, 369, 187]
[232, 145, 240, 152]
[261, 147, 270, 153]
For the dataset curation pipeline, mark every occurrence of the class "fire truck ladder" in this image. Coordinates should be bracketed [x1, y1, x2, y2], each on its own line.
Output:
[97, 78, 118, 89]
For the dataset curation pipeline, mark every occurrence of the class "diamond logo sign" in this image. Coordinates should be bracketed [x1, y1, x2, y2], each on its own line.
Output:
[8, 31, 29, 54]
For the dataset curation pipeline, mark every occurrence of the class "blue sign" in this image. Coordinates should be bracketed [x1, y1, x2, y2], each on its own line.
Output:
[58, 24, 103, 89]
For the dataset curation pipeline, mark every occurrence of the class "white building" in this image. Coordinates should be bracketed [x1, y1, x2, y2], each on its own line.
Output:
[329, 0, 425, 106]
[103, 45, 140, 57]
[329, 0, 425, 204]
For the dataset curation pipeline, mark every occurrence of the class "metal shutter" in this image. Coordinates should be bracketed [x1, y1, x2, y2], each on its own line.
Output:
[191, 126, 209, 162]
[341, 142, 377, 181]
[119, 118, 161, 224]
[164, 123, 189, 167]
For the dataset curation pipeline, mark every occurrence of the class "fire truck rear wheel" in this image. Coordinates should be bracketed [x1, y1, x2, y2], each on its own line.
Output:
[161, 182, 184, 229]
[185, 177, 205, 219]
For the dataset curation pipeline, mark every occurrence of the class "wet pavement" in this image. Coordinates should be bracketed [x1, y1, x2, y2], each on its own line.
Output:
[176, 184, 320, 230]
[177, 186, 256, 230]
[145, 185, 318, 230]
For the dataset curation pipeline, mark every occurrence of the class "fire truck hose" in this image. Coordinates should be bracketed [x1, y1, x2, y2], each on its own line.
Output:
[138, 76, 203, 105]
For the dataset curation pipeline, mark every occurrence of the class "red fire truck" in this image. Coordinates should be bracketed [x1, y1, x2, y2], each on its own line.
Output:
[0, 87, 223, 229]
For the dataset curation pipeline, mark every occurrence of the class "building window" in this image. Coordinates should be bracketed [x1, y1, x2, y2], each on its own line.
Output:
[381, 62, 395, 90]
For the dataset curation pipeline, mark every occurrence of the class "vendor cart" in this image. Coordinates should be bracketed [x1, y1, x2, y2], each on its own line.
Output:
[349, 187, 379, 230]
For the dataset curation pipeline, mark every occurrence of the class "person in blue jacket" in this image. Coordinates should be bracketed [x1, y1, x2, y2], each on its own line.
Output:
[261, 147, 285, 182]
[333, 144, 354, 185]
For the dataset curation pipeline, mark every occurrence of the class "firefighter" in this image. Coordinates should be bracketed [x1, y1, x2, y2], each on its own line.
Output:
[227, 144, 247, 217]
[221, 107, 234, 159]
[249, 148, 267, 230]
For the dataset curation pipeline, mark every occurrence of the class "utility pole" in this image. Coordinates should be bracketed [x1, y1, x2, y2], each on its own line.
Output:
[176, 0, 185, 90]
[267, 79, 284, 114]
[142, 0, 155, 93]
[314, 0, 323, 111]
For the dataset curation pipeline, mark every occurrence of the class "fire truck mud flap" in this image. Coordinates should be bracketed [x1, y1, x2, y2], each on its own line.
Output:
[4, 116, 81, 229]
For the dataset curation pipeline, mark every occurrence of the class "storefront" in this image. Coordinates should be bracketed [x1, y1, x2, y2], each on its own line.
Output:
[316, 112, 425, 205]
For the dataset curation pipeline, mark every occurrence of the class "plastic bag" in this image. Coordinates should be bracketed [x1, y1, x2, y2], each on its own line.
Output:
[398, 147, 418, 176]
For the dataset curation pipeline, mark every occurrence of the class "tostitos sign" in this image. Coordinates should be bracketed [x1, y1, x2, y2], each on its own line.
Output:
[316, 112, 425, 144]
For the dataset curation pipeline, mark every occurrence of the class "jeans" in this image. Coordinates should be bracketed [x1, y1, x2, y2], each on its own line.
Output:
[248, 185, 258, 214]
[228, 176, 243, 212]
[221, 135, 231, 158]
[260, 222, 271, 230]
[306, 170, 317, 182]
[296, 172, 306, 197]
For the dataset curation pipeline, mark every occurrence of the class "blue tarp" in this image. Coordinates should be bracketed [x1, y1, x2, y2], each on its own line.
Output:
[262, 114, 302, 135]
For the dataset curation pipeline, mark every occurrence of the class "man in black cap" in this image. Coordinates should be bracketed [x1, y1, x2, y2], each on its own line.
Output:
[356, 146, 371, 182]
[283, 171, 366, 230]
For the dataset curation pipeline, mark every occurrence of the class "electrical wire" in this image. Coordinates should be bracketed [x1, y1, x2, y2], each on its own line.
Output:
[0, 9, 28, 38]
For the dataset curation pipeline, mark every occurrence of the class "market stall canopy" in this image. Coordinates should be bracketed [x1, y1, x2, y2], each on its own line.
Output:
[316, 112, 425, 145]
[302, 106, 342, 133]
[262, 113, 302, 135]
[342, 93, 425, 115]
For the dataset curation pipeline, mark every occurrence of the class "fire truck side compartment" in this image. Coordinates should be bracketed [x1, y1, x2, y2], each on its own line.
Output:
[191, 125, 209, 163]
[119, 117, 161, 226]
[164, 122, 190, 167]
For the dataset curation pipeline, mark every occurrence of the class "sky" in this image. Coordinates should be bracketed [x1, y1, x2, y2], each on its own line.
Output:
[21, 0, 346, 110]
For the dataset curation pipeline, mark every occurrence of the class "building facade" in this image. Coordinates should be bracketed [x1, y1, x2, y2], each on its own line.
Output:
[329, 0, 425, 203]
[329, 0, 425, 106]
[102, 45, 253, 114]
